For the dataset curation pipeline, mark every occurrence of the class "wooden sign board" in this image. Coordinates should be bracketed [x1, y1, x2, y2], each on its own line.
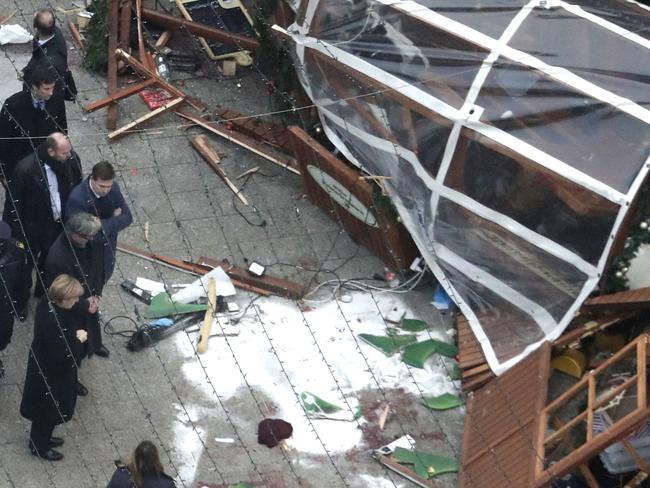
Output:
[288, 126, 418, 272]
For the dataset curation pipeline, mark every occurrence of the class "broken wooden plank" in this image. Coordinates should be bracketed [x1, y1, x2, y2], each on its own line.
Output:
[197, 277, 217, 353]
[583, 287, 650, 313]
[107, 0, 120, 130]
[155, 30, 172, 50]
[115, 48, 205, 112]
[374, 454, 438, 488]
[108, 97, 185, 141]
[135, 0, 146, 64]
[177, 109, 301, 175]
[85, 78, 157, 112]
[141, 7, 260, 52]
[190, 135, 249, 205]
[68, 21, 84, 49]
[216, 108, 293, 154]
[198, 256, 305, 299]
[116, 244, 271, 296]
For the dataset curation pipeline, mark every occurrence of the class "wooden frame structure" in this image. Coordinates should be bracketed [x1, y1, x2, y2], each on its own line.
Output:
[532, 334, 649, 487]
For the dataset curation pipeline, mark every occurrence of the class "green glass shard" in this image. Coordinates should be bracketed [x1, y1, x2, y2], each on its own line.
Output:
[301, 391, 342, 414]
[450, 363, 462, 380]
[402, 339, 458, 368]
[422, 393, 464, 410]
[399, 318, 430, 332]
[144, 292, 208, 319]
[359, 333, 418, 356]
[392, 447, 459, 478]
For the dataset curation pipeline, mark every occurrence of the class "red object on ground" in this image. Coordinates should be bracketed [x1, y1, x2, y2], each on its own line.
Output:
[139, 87, 175, 110]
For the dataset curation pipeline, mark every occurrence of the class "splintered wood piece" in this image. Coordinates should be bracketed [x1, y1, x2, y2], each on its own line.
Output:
[108, 97, 185, 141]
[221, 60, 237, 77]
[197, 278, 217, 353]
[374, 454, 437, 488]
[155, 30, 172, 49]
[135, 0, 146, 63]
[115, 49, 205, 112]
[84, 78, 157, 112]
[177, 109, 301, 175]
[378, 404, 390, 430]
[0, 10, 16, 25]
[191, 135, 249, 205]
[235, 167, 259, 180]
[68, 21, 84, 49]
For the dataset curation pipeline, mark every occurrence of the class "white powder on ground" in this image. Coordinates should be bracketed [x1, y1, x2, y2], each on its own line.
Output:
[173, 291, 456, 481]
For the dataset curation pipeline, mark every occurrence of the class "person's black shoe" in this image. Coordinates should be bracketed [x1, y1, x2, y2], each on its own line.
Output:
[0, 359, 4, 378]
[30, 447, 64, 461]
[95, 345, 110, 358]
[49, 437, 64, 448]
[17, 307, 27, 322]
[75, 381, 88, 397]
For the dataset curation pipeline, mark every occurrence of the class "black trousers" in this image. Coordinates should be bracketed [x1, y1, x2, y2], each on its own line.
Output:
[29, 420, 56, 454]
[15, 223, 61, 310]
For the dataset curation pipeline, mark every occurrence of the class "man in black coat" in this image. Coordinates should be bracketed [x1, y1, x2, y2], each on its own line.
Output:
[4, 132, 82, 319]
[30, 8, 76, 101]
[0, 221, 26, 378]
[0, 61, 67, 178]
[45, 213, 101, 375]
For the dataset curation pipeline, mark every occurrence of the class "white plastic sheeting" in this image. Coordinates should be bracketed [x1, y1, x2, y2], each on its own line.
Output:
[285, 0, 650, 374]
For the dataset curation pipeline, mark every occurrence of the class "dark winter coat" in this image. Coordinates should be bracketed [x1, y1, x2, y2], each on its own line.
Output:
[0, 88, 67, 177]
[0, 238, 25, 351]
[107, 466, 176, 488]
[66, 178, 133, 286]
[20, 299, 82, 425]
[30, 27, 76, 100]
[3, 144, 82, 252]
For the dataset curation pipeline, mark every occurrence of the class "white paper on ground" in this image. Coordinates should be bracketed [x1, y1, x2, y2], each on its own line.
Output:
[373, 434, 416, 455]
[0, 25, 33, 45]
[171, 266, 236, 303]
[136, 277, 166, 295]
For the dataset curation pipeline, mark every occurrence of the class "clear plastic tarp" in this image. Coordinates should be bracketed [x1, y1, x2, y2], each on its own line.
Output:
[287, 0, 650, 374]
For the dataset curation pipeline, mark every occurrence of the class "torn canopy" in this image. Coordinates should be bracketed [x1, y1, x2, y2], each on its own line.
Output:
[287, 0, 650, 374]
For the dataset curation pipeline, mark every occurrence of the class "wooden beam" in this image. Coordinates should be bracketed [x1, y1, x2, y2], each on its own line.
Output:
[115, 48, 206, 112]
[374, 454, 437, 488]
[68, 21, 84, 49]
[141, 7, 260, 52]
[119, 0, 132, 50]
[198, 256, 305, 299]
[190, 135, 249, 205]
[108, 97, 185, 141]
[135, 0, 146, 63]
[116, 244, 271, 296]
[177, 109, 300, 175]
[107, 0, 120, 130]
[84, 78, 157, 112]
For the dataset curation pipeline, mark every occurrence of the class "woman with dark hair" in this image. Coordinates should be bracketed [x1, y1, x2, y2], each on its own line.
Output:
[19, 274, 86, 461]
[107, 441, 176, 488]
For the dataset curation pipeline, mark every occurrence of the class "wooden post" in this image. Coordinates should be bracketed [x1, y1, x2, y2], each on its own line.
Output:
[191, 135, 249, 205]
[107, 0, 120, 130]
[119, 0, 132, 50]
[84, 78, 157, 112]
[68, 21, 84, 49]
[197, 278, 216, 354]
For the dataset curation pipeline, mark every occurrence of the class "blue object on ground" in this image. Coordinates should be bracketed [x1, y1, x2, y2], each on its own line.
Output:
[432, 284, 454, 311]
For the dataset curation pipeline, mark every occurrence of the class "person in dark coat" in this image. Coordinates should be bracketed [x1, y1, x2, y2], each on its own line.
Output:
[0, 61, 67, 178]
[66, 162, 133, 358]
[0, 221, 26, 378]
[20, 274, 87, 461]
[4, 132, 82, 319]
[45, 213, 101, 388]
[30, 8, 76, 101]
[107, 441, 176, 488]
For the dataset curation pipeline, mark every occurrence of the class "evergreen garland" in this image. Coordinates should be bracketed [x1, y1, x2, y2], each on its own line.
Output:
[82, 0, 109, 74]
[603, 184, 650, 293]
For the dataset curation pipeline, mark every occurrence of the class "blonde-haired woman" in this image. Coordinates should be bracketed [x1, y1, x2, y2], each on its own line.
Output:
[20, 274, 87, 461]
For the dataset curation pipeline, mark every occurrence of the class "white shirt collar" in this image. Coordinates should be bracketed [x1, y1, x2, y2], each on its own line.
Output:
[37, 34, 55, 46]
[89, 178, 101, 199]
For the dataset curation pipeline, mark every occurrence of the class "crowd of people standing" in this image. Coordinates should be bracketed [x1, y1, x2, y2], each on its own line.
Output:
[0, 7, 175, 487]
